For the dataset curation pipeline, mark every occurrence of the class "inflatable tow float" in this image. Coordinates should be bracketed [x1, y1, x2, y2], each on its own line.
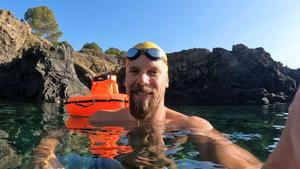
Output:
[65, 75, 129, 117]
[65, 75, 132, 158]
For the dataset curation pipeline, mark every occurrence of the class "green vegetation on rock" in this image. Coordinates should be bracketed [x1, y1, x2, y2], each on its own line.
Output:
[80, 42, 103, 53]
[105, 47, 126, 56]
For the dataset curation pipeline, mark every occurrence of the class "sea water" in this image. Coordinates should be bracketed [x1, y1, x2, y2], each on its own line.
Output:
[0, 102, 288, 169]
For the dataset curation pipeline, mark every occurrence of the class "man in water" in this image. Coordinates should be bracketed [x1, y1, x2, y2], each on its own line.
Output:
[90, 41, 300, 169]
[91, 41, 261, 168]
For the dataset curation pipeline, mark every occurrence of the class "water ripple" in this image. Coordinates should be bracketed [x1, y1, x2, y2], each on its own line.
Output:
[227, 132, 263, 142]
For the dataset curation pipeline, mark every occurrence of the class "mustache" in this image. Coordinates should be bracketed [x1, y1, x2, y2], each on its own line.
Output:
[130, 84, 154, 94]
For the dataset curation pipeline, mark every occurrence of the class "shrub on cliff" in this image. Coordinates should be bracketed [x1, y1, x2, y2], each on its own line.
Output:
[105, 47, 126, 56]
[24, 6, 63, 43]
[80, 42, 103, 53]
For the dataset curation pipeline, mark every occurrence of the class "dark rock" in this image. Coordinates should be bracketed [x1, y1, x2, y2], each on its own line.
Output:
[283, 67, 300, 87]
[0, 45, 90, 103]
[232, 44, 249, 53]
[260, 97, 270, 105]
[41, 103, 65, 130]
[166, 44, 297, 105]
[268, 93, 288, 103]
[0, 9, 125, 103]
[116, 67, 126, 93]
[74, 63, 95, 89]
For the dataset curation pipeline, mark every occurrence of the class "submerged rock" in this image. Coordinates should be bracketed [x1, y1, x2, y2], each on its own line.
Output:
[0, 131, 22, 169]
[0, 130, 8, 139]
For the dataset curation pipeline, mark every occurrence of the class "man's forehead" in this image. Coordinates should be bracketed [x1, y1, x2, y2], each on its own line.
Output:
[126, 55, 167, 70]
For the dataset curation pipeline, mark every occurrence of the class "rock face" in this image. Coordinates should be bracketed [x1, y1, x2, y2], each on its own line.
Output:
[0, 44, 90, 102]
[72, 50, 125, 88]
[0, 10, 89, 103]
[0, 10, 49, 62]
[166, 44, 297, 105]
[283, 67, 300, 87]
[0, 9, 124, 103]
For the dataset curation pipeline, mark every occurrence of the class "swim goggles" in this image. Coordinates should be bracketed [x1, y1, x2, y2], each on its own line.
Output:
[126, 48, 167, 64]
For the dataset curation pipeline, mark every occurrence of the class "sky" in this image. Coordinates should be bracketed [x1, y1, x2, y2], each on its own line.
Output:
[1, 0, 300, 69]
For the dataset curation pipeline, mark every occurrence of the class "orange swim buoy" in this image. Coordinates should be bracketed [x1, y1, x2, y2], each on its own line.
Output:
[65, 75, 132, 158]
[65, 75, 129, 117]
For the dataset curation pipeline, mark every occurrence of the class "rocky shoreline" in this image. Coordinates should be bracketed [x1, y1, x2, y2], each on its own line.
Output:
[0, 9, 299, 105]
[166, 45, 299, 105]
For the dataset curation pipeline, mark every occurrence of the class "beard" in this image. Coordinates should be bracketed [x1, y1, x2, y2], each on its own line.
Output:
[129, 84, 161, 120]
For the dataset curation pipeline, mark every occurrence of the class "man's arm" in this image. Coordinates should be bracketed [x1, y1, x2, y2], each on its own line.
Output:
[262, 87, 300, 169]
[33, 129, 65, 169]
[187, 116, 262, 169]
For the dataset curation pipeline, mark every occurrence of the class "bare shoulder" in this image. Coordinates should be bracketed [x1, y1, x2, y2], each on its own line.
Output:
[165, 107, 188, 119]
[165, 107, 213, 131]
[185, 116, 214, 131]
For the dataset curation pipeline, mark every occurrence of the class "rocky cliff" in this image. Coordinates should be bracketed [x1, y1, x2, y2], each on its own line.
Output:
[283, 67, 300, 86]
[72, 49, 125, 88]
[0, 10, 49, 62]
[166, 44, 298, 105]
[0, 9, 121, 103]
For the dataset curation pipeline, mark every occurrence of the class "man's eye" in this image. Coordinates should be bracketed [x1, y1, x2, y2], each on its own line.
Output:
[148, 70, 159, 76]
[129, 69, 139, 74]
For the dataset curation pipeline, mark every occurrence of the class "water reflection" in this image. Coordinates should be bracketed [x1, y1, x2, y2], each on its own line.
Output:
[34, 116, 225, 169]
[66, 117, 132, 159]
[227, 132, 262, 142]
[119, 122, 177, 169]
[172, 104, 289, 160]
[0, 102, 65, 169]
[62, 118, 180, 168]
[0, 102, 290, 168]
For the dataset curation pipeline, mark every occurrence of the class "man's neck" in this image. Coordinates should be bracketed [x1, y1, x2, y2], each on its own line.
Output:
[140, 101, 166, 123]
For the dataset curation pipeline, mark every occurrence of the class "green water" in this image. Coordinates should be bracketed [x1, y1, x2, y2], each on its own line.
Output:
[0, 102, 288, 169]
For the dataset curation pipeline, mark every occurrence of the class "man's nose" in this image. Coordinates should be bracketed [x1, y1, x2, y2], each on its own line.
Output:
[137, 73, 150, 85]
